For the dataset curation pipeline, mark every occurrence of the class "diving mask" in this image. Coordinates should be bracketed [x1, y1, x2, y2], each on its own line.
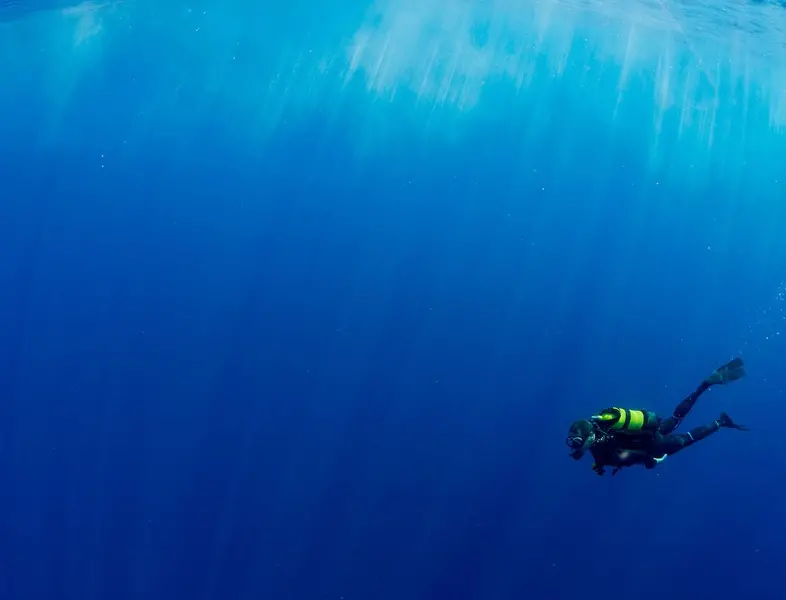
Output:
[566, 430, 595, 452]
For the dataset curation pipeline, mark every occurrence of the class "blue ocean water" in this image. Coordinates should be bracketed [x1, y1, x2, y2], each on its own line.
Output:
[1, 1, 786, 598]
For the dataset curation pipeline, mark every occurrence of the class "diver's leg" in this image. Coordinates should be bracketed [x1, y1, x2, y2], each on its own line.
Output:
[656, 420, 722, 456]
[659, 380, 712, 435]
[660, 359, 745, 435]
[646, 414, 746, 468]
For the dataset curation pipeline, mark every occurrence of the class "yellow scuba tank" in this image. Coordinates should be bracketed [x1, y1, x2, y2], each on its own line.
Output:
[591, 407, 659, 435]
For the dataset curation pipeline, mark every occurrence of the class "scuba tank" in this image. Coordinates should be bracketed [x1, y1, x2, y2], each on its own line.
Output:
[591, 407, 660, 435]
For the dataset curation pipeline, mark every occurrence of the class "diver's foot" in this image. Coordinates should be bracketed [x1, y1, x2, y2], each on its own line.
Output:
[717, 411, 749, 431]
[707, 357, 746, 385]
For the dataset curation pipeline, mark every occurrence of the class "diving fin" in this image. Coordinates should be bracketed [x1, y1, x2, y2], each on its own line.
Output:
[718, 411, 749, 431]
[706, 357, 746, 385]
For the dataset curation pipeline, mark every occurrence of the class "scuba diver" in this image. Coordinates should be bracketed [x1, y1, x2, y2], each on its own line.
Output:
[566, 358, 749, 476]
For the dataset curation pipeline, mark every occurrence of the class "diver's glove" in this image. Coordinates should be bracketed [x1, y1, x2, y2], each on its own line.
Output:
[592, 463, 606, 476]
[706, 357, 746, 386]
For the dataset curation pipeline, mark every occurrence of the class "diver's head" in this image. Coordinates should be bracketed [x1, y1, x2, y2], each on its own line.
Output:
[566, 419, 595, 459]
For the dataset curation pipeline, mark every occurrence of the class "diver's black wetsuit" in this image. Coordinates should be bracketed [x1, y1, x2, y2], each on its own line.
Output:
[589, 380, 721, 473]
